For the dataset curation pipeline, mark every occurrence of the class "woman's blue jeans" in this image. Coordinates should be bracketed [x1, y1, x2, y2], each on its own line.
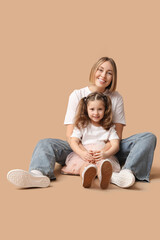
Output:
[29, 132, 157, 181]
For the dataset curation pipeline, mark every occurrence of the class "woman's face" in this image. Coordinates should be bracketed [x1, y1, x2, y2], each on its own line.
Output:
[94, 61, 113, 90]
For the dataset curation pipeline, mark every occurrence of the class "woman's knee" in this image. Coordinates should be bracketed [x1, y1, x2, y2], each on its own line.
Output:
[139, 132, 157, 149]
[146, 132, 157, 148]
[36, 138, 60, 151]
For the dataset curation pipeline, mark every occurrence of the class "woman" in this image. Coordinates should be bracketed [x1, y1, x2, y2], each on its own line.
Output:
[7, 57, 157, 188]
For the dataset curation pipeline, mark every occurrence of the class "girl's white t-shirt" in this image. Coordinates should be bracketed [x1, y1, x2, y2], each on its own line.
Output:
[71, 124, 119, 145]
[64, 86, 126, 125]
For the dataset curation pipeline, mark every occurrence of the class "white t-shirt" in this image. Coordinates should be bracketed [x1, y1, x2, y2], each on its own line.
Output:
[71, 124, 119, 145]
[64, 86, 126, 125]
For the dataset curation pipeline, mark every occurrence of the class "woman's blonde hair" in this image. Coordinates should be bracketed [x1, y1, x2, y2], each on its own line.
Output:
[74, 92, 113, 131]
[89, 57, 117, 93]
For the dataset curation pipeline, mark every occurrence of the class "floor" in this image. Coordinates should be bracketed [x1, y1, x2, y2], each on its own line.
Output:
[1, 162, 160, 240]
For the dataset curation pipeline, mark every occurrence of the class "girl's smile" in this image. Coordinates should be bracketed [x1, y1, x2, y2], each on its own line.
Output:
[87, 100, 105, 126]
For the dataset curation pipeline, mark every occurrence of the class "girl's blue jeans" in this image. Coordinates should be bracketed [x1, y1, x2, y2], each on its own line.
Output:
[29, 132, 157, 182]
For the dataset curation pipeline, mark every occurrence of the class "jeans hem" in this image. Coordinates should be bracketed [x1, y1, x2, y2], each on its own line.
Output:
[29, 168, 56, 180]
[135, 177, 150, 182]
[122, 167, 150, 182]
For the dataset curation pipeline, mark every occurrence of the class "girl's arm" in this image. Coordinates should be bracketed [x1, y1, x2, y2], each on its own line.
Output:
[100, 123, 124, 152]
[93, 139, 120, 161]
[102, 139, 120, 159]
[70, 137, 94, 162]
[66, 124, 88, 152]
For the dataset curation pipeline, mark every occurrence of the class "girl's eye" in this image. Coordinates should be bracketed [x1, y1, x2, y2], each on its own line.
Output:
[107, 72, 112, 75]
[98, 68, 103, 72]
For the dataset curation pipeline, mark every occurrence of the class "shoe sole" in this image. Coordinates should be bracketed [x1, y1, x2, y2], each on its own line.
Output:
[100, 161, 112, 189]
[7, 169, 50, 188]
[82, 167, 97, 188]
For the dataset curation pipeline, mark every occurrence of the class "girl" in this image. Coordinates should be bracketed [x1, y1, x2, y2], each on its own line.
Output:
[7, 57, 156, 189]
[61, 92, 121, 189]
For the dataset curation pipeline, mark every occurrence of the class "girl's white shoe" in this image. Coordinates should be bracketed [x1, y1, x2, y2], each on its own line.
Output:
[81, 164, 97, 188]
[111, 169, 135, 188]
[98, 160, 112, 189]
[7, 169, 50, 188]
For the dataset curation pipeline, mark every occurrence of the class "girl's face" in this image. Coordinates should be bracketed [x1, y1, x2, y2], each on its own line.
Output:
[94, 61, 113, 91]
[87, 100, 105, 126]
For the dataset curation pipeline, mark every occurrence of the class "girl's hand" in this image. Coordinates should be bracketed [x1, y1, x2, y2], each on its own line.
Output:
[88, 150, 96, 163]
[92, 151, 106, 162]
[80, 151, 95, 162]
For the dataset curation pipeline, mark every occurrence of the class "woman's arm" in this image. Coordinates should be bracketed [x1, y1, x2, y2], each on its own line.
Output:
[114, 123, 124, 140]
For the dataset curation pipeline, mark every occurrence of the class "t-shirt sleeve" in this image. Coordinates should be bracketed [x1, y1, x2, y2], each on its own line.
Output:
[108, 126, 119, 140]
[71, 127, 82, 139]
[112, 94, 126, 125]
[64, 90, 80, 125]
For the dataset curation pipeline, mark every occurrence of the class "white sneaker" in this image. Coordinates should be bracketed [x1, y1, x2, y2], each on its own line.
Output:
[98, 160, 112, 189]
[111, 169, 135, 188]
[82, 164, 97, 188]
[7, 169, 50, 188]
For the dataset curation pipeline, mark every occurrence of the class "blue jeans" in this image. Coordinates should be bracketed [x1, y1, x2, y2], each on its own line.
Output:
[29, 132, 157, 181]
[115, 132, 157, 181]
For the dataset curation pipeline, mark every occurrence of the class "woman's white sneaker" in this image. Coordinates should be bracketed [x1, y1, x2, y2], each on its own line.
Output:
[7, 169, 50, 188]
[111, 169, 135, 188]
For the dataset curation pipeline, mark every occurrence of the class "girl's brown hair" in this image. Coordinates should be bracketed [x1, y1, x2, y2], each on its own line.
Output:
[89, 57, 117, 93]
[74, 92, 113, 131]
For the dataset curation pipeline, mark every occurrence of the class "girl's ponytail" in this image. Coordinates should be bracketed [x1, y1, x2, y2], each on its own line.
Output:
[101, 95, 113, 130]
[74, 97, 90, 129]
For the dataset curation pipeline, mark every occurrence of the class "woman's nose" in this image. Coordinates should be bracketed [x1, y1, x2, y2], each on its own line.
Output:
[101, 71, 106, 77]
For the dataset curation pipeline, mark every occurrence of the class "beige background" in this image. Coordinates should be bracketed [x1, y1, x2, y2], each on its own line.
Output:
[1, 0, 160, 239]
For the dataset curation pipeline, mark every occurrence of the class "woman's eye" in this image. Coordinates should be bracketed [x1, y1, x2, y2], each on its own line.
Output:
[98, 69, 103, 72]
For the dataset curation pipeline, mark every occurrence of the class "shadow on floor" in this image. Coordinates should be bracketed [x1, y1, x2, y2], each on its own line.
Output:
[150, 166, 160, 180]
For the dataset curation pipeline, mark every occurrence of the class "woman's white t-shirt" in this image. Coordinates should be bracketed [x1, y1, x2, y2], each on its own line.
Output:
[71, 124, 119, 145]
[64, 86, 126, 125]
